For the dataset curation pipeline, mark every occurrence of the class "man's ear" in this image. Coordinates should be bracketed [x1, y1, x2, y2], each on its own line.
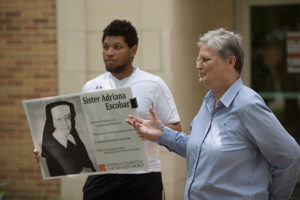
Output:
[130, 44, 138, 57]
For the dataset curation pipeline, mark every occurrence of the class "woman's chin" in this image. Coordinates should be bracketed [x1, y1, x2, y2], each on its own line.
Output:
[199, 77, 206, 84]
[199, 78, 210, 89]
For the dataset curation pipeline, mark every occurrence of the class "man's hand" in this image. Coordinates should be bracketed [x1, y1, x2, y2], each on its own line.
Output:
[126, 107, 164, 142]
[33, 149, 41, 168]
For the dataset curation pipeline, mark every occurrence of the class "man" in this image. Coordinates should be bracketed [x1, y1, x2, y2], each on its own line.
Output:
[81, 19, 181, 200]
[42, 101, 96, 177]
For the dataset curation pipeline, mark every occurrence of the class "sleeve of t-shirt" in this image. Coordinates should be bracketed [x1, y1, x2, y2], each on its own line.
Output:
[152, 78, 180, 124]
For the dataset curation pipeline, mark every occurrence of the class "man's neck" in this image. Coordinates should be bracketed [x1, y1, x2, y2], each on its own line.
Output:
[111, 66, 135, 80]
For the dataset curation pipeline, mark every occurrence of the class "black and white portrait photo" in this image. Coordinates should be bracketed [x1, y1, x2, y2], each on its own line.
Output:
[41, 100, 96, 176]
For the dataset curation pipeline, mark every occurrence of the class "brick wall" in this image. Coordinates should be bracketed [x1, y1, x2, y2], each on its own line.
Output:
[0, 0, 60, 199]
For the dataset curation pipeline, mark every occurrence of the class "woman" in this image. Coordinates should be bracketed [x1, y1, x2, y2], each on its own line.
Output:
[42, 101, 96, 176]
[126, 28, 300, 200]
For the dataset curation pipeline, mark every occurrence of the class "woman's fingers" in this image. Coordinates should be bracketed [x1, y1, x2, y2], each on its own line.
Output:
[149, 107, 158, 121]
[126, 118, 147, 141]
[126, 118, 142, 134]
[125, 119, 133, 126]
[128, 115, 143, 124]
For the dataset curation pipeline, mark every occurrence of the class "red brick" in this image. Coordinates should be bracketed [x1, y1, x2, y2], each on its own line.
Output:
[24, 25, 40, 30]
[0, 19, 12, 24]
[7, 66, 23, 72]
[6, 26, 21, 31]
[33, 18, 49, 23]
[0, 33, 13, 38]
[5, 11, 21, 17]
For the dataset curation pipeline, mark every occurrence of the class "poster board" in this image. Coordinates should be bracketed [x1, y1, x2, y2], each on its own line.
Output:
[23, 87, 148, 179]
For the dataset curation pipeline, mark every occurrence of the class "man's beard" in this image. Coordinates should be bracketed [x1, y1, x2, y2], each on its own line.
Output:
[105, 59, 130, 74]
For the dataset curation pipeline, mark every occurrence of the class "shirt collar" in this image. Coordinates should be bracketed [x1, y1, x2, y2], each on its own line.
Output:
[220, 77, 244, 108]
[204, 77, 244, 108]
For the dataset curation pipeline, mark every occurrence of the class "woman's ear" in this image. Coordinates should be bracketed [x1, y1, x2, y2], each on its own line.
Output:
[226, 55, 236, 70]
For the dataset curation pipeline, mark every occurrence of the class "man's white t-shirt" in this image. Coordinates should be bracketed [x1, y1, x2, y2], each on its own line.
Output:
[81, 67, 180, 173]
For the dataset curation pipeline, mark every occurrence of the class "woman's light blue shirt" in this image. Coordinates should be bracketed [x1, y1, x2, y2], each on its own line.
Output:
[158, 78, 300, 200]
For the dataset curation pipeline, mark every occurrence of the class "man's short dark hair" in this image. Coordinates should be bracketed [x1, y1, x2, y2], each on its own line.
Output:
[102, 19, 138, 48]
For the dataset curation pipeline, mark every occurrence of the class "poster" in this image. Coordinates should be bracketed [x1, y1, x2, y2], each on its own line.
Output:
[23, 87, 148, 179]
[287, 31, 300, 73]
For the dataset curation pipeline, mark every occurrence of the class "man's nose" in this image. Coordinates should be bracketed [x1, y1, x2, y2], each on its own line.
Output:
[106, 47, 115, 56]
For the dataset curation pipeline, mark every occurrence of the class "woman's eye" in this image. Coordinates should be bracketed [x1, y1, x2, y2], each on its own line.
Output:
[203, 57, 210, 63]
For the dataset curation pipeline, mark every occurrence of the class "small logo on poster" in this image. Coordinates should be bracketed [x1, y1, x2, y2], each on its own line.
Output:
[98, 164, 107, 171]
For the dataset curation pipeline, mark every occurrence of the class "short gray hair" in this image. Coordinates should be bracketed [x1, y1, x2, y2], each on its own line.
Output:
[197, 28, 244, 74]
